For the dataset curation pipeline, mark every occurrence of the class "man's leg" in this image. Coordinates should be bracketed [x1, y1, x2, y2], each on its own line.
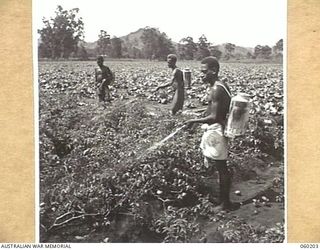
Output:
[98, 84, 107, 109]
[105, 85, 111, 102]
[215, 160, 240, 211]
[204, 157, 220, 204]
[97, 83, 104, 102]
[98, 93, 104, 102]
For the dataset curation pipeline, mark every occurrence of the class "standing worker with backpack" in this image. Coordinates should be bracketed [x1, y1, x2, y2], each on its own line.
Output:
[184, 56, 241, 211]
[153, 54, 185, 115]
[95, 55, 114, 106]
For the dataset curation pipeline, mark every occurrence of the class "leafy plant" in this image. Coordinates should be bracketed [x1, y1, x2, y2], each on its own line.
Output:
[39, 61, 284, 243]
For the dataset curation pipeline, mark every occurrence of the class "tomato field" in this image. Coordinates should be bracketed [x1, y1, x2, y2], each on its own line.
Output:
[39, 60, 284, 243]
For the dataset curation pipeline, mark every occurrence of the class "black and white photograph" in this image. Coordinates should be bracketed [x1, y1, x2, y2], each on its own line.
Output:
[35, 0, 286, 243]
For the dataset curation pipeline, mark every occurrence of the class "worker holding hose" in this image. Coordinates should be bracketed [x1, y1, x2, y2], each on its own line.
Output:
[153, 54, 185, 115]
[184, 57, 240, 211]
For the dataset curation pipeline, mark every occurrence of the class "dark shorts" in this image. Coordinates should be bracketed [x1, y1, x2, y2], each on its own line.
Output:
[97, 82, 110, 101]
[171, 89, 184, 113]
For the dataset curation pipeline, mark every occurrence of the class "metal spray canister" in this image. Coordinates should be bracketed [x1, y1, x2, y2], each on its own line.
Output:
[224, 93, 250, 138]
[183, 68, 192, 89]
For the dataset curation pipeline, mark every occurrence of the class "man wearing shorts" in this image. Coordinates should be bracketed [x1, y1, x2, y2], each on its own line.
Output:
[153, 54, 185, 115]
[184, 56, 240, 211]
[95, 55, 113, 105]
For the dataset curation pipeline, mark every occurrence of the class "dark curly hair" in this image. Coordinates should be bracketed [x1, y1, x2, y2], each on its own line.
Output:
[201, 56, 220, 76]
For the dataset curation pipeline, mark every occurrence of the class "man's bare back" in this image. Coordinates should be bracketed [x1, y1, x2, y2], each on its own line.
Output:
[205, 80, 231, 126]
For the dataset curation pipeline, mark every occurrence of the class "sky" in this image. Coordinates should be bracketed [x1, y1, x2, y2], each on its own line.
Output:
[34, 0, 286, 48]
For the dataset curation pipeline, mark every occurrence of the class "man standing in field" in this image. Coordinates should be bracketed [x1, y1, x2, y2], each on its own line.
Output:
[154, 54, 185, 115]
[184, 56, 240, 211]
[95, 55, 114, 105]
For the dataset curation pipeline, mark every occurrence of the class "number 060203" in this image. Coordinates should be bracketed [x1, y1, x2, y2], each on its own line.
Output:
[300, 244, 319, 248]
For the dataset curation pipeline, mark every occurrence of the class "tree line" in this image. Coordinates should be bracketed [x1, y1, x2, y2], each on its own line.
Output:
[38, 6, 283, 61]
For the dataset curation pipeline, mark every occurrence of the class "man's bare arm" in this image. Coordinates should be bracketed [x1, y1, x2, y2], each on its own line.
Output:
[102, 67, 113, 84]
[153, 71, 176, 92]
[154, 82, 171, 91]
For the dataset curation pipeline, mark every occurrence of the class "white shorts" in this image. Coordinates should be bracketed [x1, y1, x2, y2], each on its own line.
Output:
[200, 123, 228, 161]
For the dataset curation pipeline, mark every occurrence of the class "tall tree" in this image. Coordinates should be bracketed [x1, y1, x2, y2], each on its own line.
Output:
[110, 37, 122, 58]
[254, 45, 272, 59]
[196, 35, 211, 60]
[261, 45, 272, 59]
[273, 39, 283, 55]
[254, 45, 263, 58]
[177, 43, 186, 60]
[179, 36, 197, 60]
[38, 5, 84, 59]
[141, 27, 174, 60]
[156, 32, 175, 60]
[97, 30, 111, 56]
[141, 27, 158, 59]
[224, 43, 236, 60]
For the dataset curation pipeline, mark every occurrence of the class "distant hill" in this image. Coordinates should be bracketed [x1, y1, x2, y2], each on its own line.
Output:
[120, 27, 178, 48]
[212, 44, 254, 59]
[81, 28, 256, 59]
[120, 27, 176, 58]
[83, 28, 165, 58]
[120, 28, 146, 50]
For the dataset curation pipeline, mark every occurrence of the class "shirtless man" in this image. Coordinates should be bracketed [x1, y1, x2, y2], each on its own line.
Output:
[95, 56, 113, 105]
[154, 54, 184, 115]
[184, 56, 240, 211]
